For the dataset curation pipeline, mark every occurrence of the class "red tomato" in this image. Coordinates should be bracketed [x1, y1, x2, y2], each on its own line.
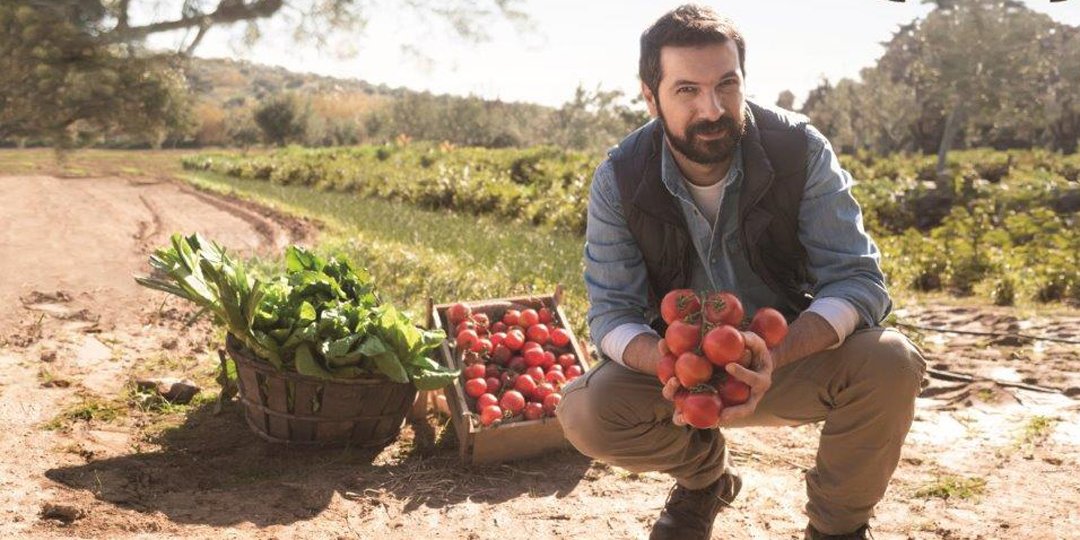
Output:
[542, 393, 561, 416]
[514, 374, 537, 396]
[545, 370, 567, 386]
[472, 312, 490, 330]
[538, 307, 554, 324]
[566, 365, 584, 379]
[681, 392, 723, 429]
[484, 364, 500, 378]
[507, 356, 527, 372]
[548, 364, 564, 373]
[476, 393, 498, 410]
[717, 377, 751, 406]
[480, 404, 503, 426]
[485, 376, 501, 394]
[465, 377, 487, 398]
[490, 332, 506, 348]
[503, 329, 525, 351]
[527, 324, 550, 345]
[657, 352, 678, 384]
[749, 307, 789, 348]
[665, 320, 702, 356]
[500, 390, 526, 415]
[703, 291, 744, 326]
[701, 325, 745, 367]
[532, 382, 555, 402]
[502, 309, 521, 326]
[472, 338, 493, 355]
[492, 344, 511, 365]
[540, 352, 556, 371]
[520, 309, 540, 327]
[447, 302, 471, 326]
[523, 347, 546, 367]
[550, 328, 571, 348]
[457, 329, 480, 352]
[456, 320, 476, 335]
[525, 366, 545, 383]
[675, 352, 713, 388]
[463, 364, 486, 380]
[557, 353, 576, 370]
[523, 402, 545, 421]
[491, 321, 508, 334]
[661, 289, 701, 324]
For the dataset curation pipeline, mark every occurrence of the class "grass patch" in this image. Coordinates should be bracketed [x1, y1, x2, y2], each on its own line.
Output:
[184, 171, 592, 339]
[43, 396, 126, 431]
[914, 475, 987, 500]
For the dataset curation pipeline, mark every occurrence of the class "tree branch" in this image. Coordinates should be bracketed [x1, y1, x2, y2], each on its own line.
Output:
[103, 0, 284, 43]
[117, 0, 131, 29]
[182, 21, 212, 56]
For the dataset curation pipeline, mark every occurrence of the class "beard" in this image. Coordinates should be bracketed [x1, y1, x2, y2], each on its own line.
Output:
[658, 104, 746, 165]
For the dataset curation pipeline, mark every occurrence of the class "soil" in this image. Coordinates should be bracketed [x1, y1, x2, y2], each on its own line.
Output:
[1, 175, 1077, 539]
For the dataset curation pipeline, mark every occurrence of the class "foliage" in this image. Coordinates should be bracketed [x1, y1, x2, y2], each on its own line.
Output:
[254, 93, 311, 146]
[186, 145, 1080, 308]
[802, 1, 1080, 156]
[135, 234, 457, 389]
[0, 2, 193, 149]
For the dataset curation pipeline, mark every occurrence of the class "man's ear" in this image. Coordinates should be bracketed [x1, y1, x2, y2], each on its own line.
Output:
[641, 81, 659, 117]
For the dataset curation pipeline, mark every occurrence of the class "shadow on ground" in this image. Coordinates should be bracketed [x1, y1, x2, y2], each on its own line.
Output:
[45, 401, 592, 527]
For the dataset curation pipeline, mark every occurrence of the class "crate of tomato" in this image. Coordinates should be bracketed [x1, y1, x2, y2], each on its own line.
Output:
[427, 286, 592, 464]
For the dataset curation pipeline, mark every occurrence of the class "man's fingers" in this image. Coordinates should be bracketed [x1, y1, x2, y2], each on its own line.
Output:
[662, 377, 681, 401]
[718, 402, 755, 424]
[672, 409, 687, 426]
[725, 362, 769, 389]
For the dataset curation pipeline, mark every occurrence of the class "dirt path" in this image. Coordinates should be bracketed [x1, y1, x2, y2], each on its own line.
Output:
[1, 174, 1077, 539]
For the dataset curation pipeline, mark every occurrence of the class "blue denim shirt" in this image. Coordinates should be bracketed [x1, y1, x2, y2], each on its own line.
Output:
[583, 121, 891, 356]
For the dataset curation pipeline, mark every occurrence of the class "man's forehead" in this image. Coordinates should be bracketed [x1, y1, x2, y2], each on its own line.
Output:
[658, 41, 741, 83]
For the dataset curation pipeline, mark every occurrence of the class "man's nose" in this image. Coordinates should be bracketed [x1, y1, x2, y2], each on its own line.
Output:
[698, 91, 724, 121]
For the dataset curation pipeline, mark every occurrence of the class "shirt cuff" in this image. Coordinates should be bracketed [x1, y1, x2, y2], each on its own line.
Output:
[599, 322, 659, 368]
[806, 297, 860, 349]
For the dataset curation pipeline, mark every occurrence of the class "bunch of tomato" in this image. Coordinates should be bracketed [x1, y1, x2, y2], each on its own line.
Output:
[447, 302, 584, 428]
[658, 289, 789, 429]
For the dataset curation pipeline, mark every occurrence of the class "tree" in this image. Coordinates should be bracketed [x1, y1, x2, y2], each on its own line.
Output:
[254, 93, 310, 146]
[1, 0, 526, 147]
[0, 3, 192, 148]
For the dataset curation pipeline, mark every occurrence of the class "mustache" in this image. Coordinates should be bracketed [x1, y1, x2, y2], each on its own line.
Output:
[687, 115, 738, 137]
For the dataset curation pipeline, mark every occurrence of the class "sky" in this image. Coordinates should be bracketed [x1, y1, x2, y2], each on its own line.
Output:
[145, 0, 1080, 109]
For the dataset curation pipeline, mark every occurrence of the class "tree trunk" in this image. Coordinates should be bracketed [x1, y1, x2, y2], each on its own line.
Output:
[936, 102, 965, 183]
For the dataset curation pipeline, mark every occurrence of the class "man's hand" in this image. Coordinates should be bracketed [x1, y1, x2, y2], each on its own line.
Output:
[660, 332, 774, 428]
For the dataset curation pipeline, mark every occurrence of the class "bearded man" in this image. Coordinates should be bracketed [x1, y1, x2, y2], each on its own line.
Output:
[556, 5, 926, 540]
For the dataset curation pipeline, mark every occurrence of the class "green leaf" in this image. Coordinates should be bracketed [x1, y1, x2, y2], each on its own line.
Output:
[373, 352, 408, 383]
[294, 344, 333, 379]
[408, 361, 459, 390]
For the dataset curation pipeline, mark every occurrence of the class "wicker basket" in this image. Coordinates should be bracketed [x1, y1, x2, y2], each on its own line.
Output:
[225, 334, 417, 447]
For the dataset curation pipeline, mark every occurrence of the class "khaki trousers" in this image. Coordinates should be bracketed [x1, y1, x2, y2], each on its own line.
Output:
[555, 327, 927, 535]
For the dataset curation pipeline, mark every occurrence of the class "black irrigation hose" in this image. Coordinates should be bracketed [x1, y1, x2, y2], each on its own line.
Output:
[893, 322, 1080, 346]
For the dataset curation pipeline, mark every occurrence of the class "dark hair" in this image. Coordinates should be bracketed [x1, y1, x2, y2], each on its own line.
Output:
[639, 4, 746, 96]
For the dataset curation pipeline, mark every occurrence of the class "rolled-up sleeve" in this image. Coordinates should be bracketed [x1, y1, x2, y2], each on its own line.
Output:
[799, 126, 892, 327]
[583, 159, 653, 358]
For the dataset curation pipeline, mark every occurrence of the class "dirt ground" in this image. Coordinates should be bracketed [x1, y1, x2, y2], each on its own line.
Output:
[1, 174, 1077, 540]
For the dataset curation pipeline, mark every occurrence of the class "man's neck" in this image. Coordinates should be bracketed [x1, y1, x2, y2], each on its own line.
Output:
[666, 139, 732, 187]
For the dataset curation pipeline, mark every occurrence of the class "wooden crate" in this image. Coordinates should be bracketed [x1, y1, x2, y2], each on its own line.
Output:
[427, 286, 593, 464]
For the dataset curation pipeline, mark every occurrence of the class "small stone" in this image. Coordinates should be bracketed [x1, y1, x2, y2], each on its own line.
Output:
[40, 503, 85, 524]
[161, 338, 178, 350]
[40, 350, 57, 362]
[135, 377, 200, 404]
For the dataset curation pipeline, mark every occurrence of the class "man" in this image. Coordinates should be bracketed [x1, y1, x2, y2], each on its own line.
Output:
[555, 5, 926, 540]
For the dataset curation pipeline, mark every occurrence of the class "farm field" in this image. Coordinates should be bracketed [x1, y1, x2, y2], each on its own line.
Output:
[0, 149, 1077, 539]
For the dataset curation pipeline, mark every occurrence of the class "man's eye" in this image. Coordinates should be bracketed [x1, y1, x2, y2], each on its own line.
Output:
[677, 87, 695, 94]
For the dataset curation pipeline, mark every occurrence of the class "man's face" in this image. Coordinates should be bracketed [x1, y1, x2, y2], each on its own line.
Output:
[643, 41, 747, 165]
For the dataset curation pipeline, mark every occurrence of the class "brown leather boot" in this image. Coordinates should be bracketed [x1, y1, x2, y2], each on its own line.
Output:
[804, 523, 871, 539]
[649, 472, 742, 540]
